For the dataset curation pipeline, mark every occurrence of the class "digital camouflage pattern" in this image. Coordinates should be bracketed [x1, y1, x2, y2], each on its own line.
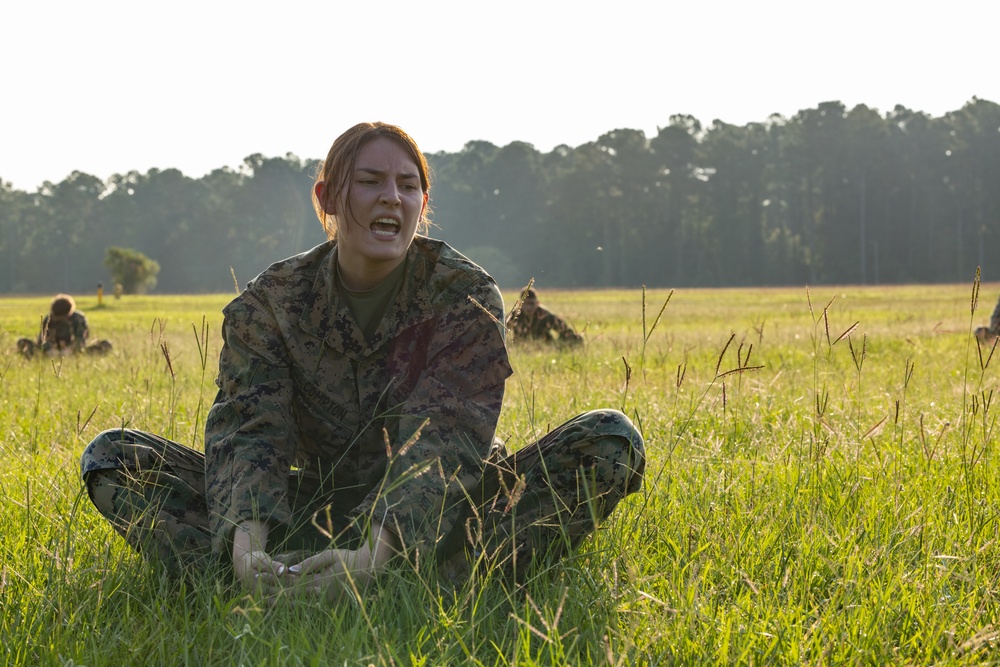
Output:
[203, 236, 513, 561]
[505, 304, 583, 346]
[80, 410, 645, 580]
[443, 408, 645, 580]
[81, 429, 215, 574]
[79, 236, 646, 579]
[975, 294, 1000, 344]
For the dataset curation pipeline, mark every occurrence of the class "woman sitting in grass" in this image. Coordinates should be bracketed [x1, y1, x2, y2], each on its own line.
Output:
[80, 122, 645, 600]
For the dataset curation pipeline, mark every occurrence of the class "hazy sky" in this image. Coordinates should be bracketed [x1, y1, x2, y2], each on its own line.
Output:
[2, 0, 997, 192]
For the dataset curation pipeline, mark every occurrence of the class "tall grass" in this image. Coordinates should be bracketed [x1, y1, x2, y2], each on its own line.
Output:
[1, 283, 1000, 665]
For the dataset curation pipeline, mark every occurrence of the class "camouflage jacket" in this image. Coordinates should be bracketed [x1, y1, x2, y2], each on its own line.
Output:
[505, 305, 582, 345]
[40, 311, 89, 351]
[990, 296, 1000, 334]
[204, 237, 512, 562]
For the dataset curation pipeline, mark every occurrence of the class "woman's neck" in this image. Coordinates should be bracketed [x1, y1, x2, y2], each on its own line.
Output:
[337, 255, 405, 292]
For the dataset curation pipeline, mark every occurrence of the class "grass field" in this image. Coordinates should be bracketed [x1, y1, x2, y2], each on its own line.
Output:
[2, 282, 1000, 665]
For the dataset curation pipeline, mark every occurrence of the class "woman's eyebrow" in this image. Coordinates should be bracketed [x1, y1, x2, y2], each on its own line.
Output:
[355, 166, 419, 180]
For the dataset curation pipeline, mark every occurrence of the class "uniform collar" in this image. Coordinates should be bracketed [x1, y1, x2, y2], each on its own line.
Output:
[298, 239, 439, 357]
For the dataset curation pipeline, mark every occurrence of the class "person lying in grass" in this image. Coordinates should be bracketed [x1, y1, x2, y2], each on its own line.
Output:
[80, 122, 645, 601]
[505, 287, 584, 347]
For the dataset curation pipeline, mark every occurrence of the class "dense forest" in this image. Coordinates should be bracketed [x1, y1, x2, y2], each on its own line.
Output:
[2, 98, 998, 294]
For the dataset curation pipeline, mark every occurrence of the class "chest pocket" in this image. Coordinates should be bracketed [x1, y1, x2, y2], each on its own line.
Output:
[291, 363, 361, 434]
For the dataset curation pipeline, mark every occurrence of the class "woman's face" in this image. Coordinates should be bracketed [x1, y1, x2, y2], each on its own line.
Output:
[326, 137, 427, 290]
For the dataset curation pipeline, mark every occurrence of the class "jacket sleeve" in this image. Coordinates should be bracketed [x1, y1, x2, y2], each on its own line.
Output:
[539, 308, 582, 344]
[352, 278, 512, 564]
[204, 289, 296, 555]
[548, 312, 582, 343]
[74, 313, 90, 349]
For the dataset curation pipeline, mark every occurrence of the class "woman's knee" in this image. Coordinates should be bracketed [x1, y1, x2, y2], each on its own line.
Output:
[576, 410, 645, 496]
[80, 428, 139, 478]
[576, 409, 644, 454]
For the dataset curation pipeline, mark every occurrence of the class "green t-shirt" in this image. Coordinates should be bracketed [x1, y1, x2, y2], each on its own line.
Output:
[340, 260, 407, 341]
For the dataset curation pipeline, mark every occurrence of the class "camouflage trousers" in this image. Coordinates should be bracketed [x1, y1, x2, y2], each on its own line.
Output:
[17, 338, 113, 358]
[80, 409, 645, 581]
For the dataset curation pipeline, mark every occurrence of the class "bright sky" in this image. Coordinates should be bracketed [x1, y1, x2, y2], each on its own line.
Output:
[2, 0, 997, 192]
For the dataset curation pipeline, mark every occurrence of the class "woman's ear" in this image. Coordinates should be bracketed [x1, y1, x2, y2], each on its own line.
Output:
[315, 181, 336, 214]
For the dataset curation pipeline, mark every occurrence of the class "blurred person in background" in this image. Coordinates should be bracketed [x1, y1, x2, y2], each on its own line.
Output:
[975, 293, 1000, 345]
[17, 293, 112, 358]
[505, 287, 583, 347]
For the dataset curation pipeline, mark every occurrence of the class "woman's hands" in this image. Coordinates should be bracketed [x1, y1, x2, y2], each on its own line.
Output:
[284, 523, 398, 601]
[283, 548, 372, 601]
[231, 519, 399, 603]
[232, 520, 289, 597]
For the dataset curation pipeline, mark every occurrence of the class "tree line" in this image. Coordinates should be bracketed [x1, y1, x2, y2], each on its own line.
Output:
[2, 98, 998, 294]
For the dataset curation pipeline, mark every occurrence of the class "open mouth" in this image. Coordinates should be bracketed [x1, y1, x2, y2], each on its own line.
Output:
[371, 217, 400, 237]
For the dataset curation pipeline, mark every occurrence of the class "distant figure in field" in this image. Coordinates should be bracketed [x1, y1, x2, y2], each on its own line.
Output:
[975, 294, 1000, 345]
[16, 294, 112, 358]
[505, 288, 583, 347]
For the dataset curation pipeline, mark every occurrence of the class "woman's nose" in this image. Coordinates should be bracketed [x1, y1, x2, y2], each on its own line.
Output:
[380, 184, 401, 205]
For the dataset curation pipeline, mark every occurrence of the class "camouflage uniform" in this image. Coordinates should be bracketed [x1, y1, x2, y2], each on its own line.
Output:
[18, 311, 87, 356]
[81, 237, 645, 580]
[975, 295, 1000, 344]
[505, 304, 583, 346]
[17, 310, 112, 358]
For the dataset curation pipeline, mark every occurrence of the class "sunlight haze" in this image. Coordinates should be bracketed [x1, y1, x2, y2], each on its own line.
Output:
[2, 0, 997, 191]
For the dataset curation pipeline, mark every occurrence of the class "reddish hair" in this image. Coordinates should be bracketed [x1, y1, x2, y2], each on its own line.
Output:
[312, 122, 432, 240]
